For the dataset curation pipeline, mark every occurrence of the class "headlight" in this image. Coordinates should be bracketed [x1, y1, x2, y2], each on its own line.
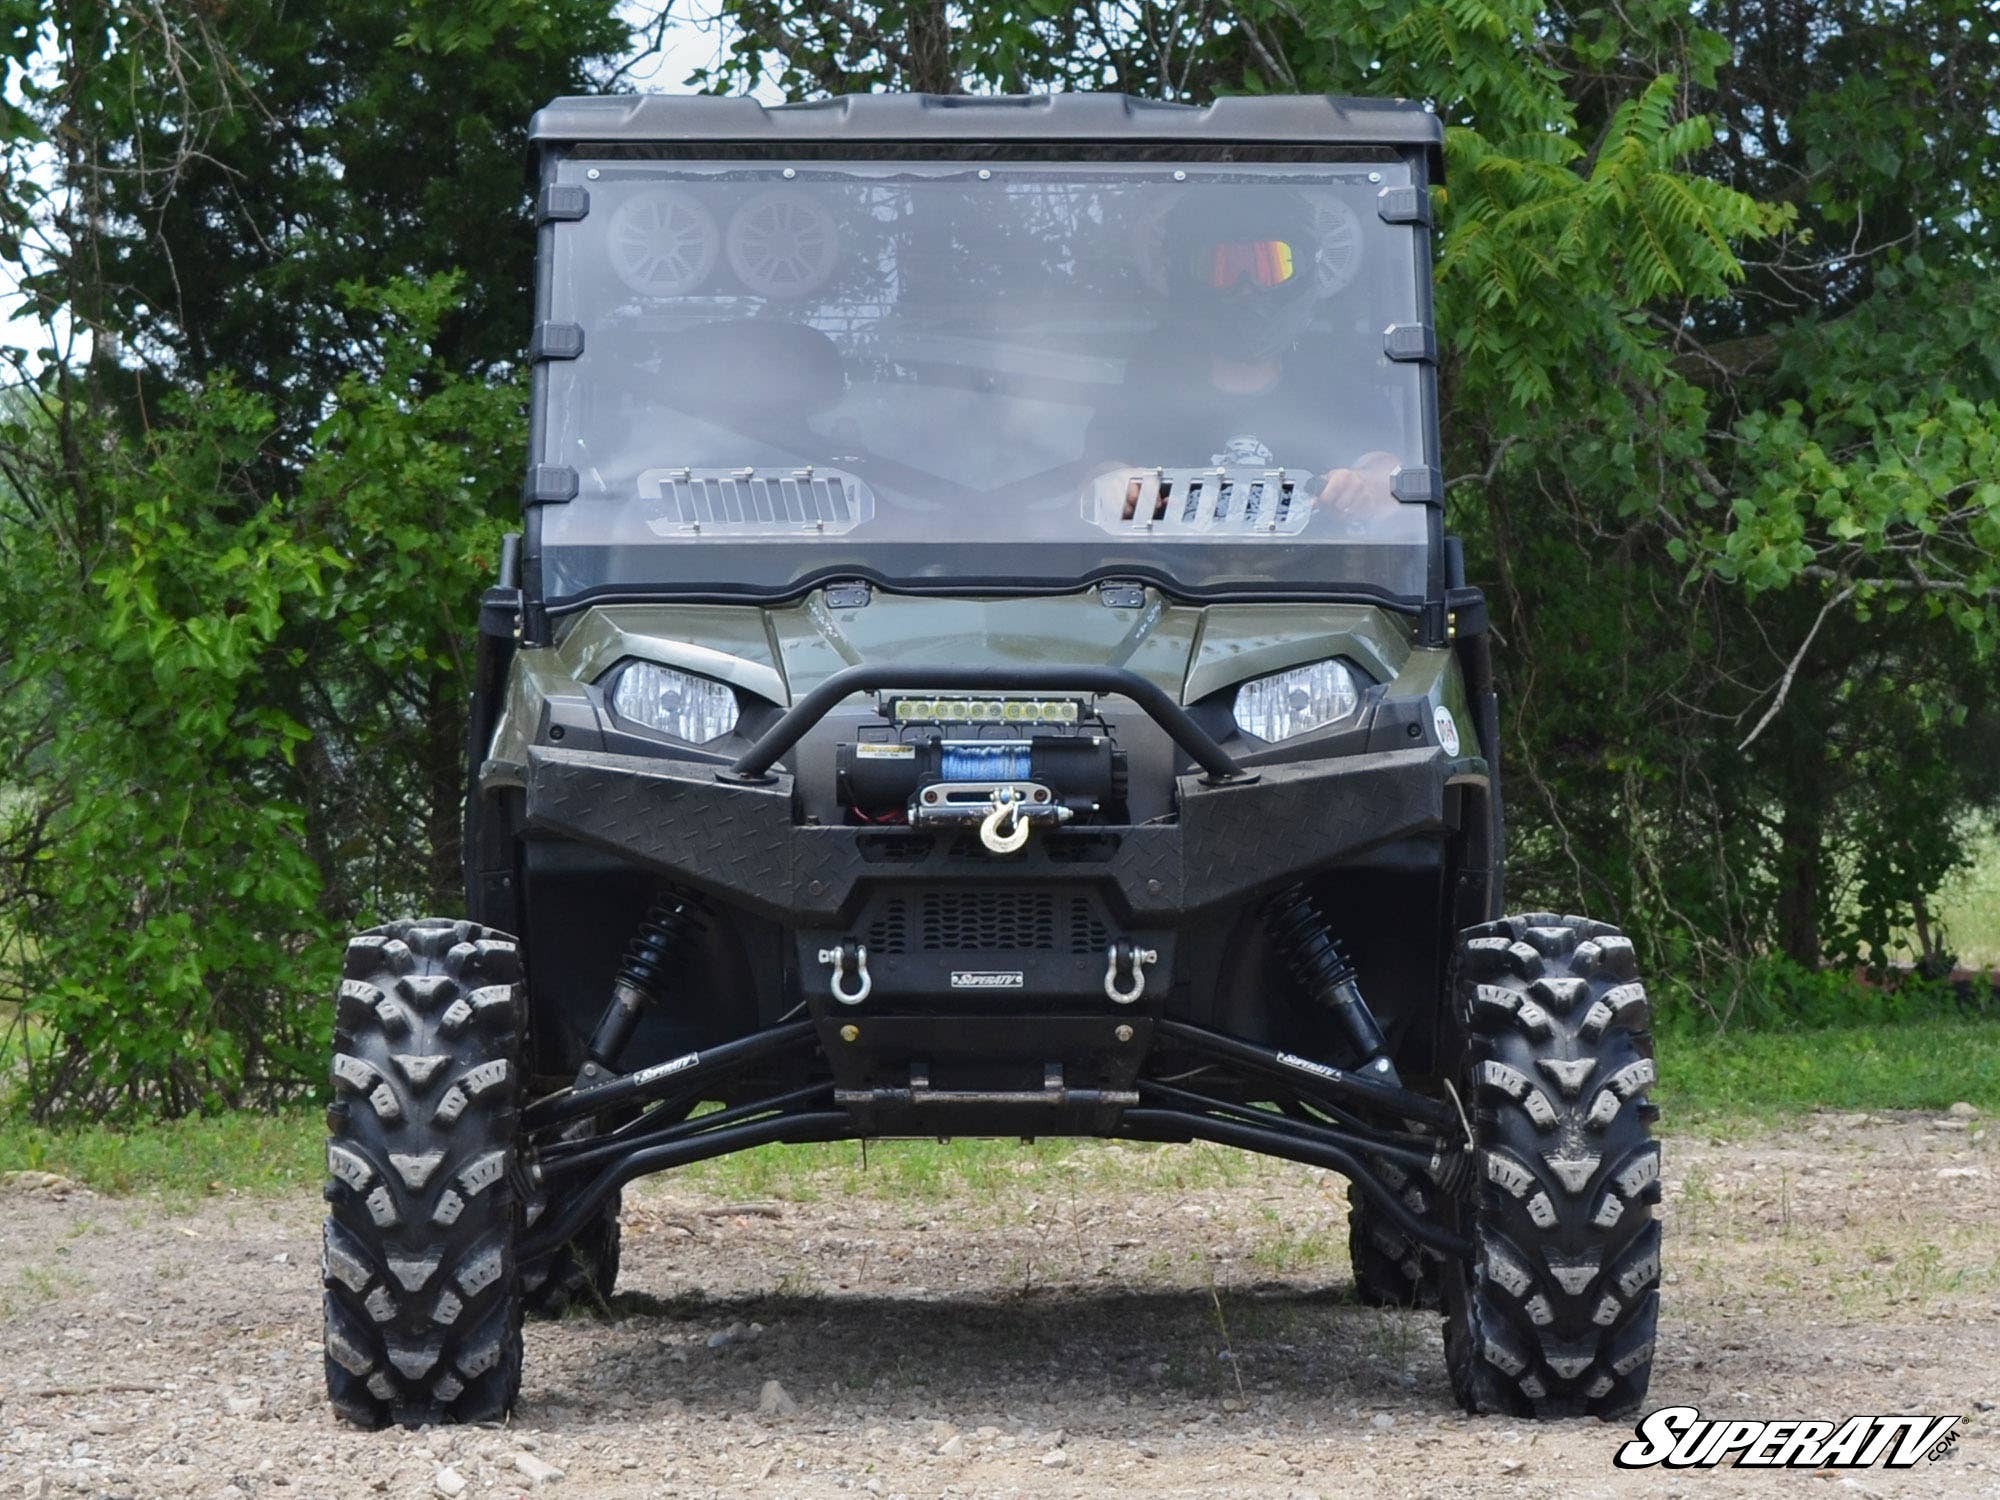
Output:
[1232, 658, 1361, 742]
[611, 660, 740, 743]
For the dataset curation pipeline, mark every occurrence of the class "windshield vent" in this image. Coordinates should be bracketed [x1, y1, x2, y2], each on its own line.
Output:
[639, 466, 874, 537]
[1088, 467, 1313, 538]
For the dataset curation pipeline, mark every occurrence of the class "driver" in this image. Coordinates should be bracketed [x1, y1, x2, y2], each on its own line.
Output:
[1089, 184, 1401, 520]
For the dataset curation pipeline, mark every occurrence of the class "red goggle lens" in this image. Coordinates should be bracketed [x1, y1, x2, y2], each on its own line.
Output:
[1205, 240, 1297, 288]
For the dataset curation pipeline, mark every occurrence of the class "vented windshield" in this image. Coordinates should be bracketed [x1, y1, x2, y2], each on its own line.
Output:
[535, 159, 1435, 604]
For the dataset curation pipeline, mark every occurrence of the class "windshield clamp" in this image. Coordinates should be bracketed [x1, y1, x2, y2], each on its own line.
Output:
[531, 322, 585, 362]
[523, 465, 578, 505]
[1390, 466, 1442, 505]
[536, 184, 590, 224]
[1376, 185, 1430, 225]
[1384, 323, 1436, 363]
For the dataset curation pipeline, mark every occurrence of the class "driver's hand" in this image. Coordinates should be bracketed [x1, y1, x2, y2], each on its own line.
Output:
[1088, 463, 1159, 524]
[1318, 450, 1400, 514]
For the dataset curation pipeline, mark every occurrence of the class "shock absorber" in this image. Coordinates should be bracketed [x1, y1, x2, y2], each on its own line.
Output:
[583, 893, 703, 1074]
[1264, 883, 1401, 1085]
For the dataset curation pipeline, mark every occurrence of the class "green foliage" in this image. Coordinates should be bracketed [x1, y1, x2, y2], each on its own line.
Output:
[0, 1, 607, 1117]
[1938, 823, 2000, 970]
[10, 0, 626, 408]
[286, 279, 525, 917]
[7, 384, 334, 1114]
[0, 282, 520, 1116]
[1654, 953, 1994, 1035]
[1439, 77, 1778, 410]
[1709, 270, 2000, 644]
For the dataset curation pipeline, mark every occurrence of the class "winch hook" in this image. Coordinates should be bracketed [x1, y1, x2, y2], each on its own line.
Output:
[978, 789, 1032, 854]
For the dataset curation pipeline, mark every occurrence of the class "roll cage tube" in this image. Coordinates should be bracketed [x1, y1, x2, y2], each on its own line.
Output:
[723, 663, 1248, 785]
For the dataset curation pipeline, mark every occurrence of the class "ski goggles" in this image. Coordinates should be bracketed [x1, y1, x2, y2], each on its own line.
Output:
[1203, 239, 1297, 288]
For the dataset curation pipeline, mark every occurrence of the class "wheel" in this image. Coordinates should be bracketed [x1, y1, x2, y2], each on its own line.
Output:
[322, 919, 526, 1428]
[1441, 914, 1661, 1417]
[1347, 1159, 1442, 1308]
[522, 1191, 622, 1319]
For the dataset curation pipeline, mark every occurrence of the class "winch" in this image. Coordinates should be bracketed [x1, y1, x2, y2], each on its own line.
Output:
[834, 695, 1124, 846]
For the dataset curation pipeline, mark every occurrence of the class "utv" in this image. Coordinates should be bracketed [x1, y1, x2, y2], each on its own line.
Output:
[321, 91, 1659, 1429]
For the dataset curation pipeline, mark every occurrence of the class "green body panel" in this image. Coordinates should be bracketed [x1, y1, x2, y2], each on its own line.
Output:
[1383, 639, 1478, 752]
[485, 650, 589, 790]
[484, 588, 1464, 785]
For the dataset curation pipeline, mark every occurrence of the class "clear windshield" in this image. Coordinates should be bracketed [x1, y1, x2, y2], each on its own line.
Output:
[537, 160, 1433, 603]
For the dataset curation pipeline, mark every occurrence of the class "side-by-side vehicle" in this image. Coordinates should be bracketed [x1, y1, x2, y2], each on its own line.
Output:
[319, 91, 1659, 1428]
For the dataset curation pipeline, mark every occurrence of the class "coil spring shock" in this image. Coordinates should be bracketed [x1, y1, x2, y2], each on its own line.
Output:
[1264, 883, 1400, 1084]
[583, 894, 702, 1072]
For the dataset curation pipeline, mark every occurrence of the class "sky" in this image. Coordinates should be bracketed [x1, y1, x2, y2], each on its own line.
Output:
[621, 3, 734, 91]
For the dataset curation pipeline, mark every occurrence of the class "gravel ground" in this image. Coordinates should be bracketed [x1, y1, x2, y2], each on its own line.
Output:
[0, 1111, 1995, 1499]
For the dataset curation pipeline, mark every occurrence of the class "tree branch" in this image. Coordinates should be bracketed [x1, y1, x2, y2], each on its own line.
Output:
[1736, 583, 1854, 752]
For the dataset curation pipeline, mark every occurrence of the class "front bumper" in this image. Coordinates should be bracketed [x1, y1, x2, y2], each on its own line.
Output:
[526, 741, 1483, 1114]
[523, 740, 1483, 927]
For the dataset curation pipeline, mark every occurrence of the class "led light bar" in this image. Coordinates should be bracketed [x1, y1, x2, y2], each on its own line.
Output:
[886, 696, 1083, 727]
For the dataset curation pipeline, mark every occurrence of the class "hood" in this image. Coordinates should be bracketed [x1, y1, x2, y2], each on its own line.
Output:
[555, 587, 1411, 708]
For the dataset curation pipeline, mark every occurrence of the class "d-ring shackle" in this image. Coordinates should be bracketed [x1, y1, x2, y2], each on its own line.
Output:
[817, 943, 871, 1005]
[1104, 943, 1158, 1004]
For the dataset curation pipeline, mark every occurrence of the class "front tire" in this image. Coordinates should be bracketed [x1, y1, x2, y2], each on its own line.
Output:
[1441, 915, 1661, 1417]
[522, 1192, 622, 1318]
[1348, 1162, 1443, 1308]
[322, 919, 526, 1428]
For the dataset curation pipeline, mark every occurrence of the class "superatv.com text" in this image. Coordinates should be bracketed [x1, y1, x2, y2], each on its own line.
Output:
[1615, 1406, 1960, 1469]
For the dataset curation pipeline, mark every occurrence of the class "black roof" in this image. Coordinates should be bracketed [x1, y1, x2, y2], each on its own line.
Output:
[530, 92, 1442, 169]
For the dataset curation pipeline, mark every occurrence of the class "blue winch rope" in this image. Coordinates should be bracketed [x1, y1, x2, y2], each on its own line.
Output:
[939, 741, 1033, 782]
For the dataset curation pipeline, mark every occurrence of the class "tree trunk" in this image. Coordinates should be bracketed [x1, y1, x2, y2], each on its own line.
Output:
[1773, 781, 1824, 970]
[905, 1, 960, 93]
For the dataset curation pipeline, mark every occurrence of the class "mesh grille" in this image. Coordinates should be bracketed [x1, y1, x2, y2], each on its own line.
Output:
[1069, 903, 1110, 953]
[864, 903, 909, 956]
[923, 890, 1057, 950]
[860, 891, 1108, 954]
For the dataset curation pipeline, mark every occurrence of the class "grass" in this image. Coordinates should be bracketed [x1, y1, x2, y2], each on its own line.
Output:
[1655, 1016, 2000, 1122]
[0, 1018, 1993, 1201]
[1935, 821, 2000, 970]
[0, 1108, 323, 1198]
[675, 1132, 1260, 1207]
[0, 1256, 86, 1318]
